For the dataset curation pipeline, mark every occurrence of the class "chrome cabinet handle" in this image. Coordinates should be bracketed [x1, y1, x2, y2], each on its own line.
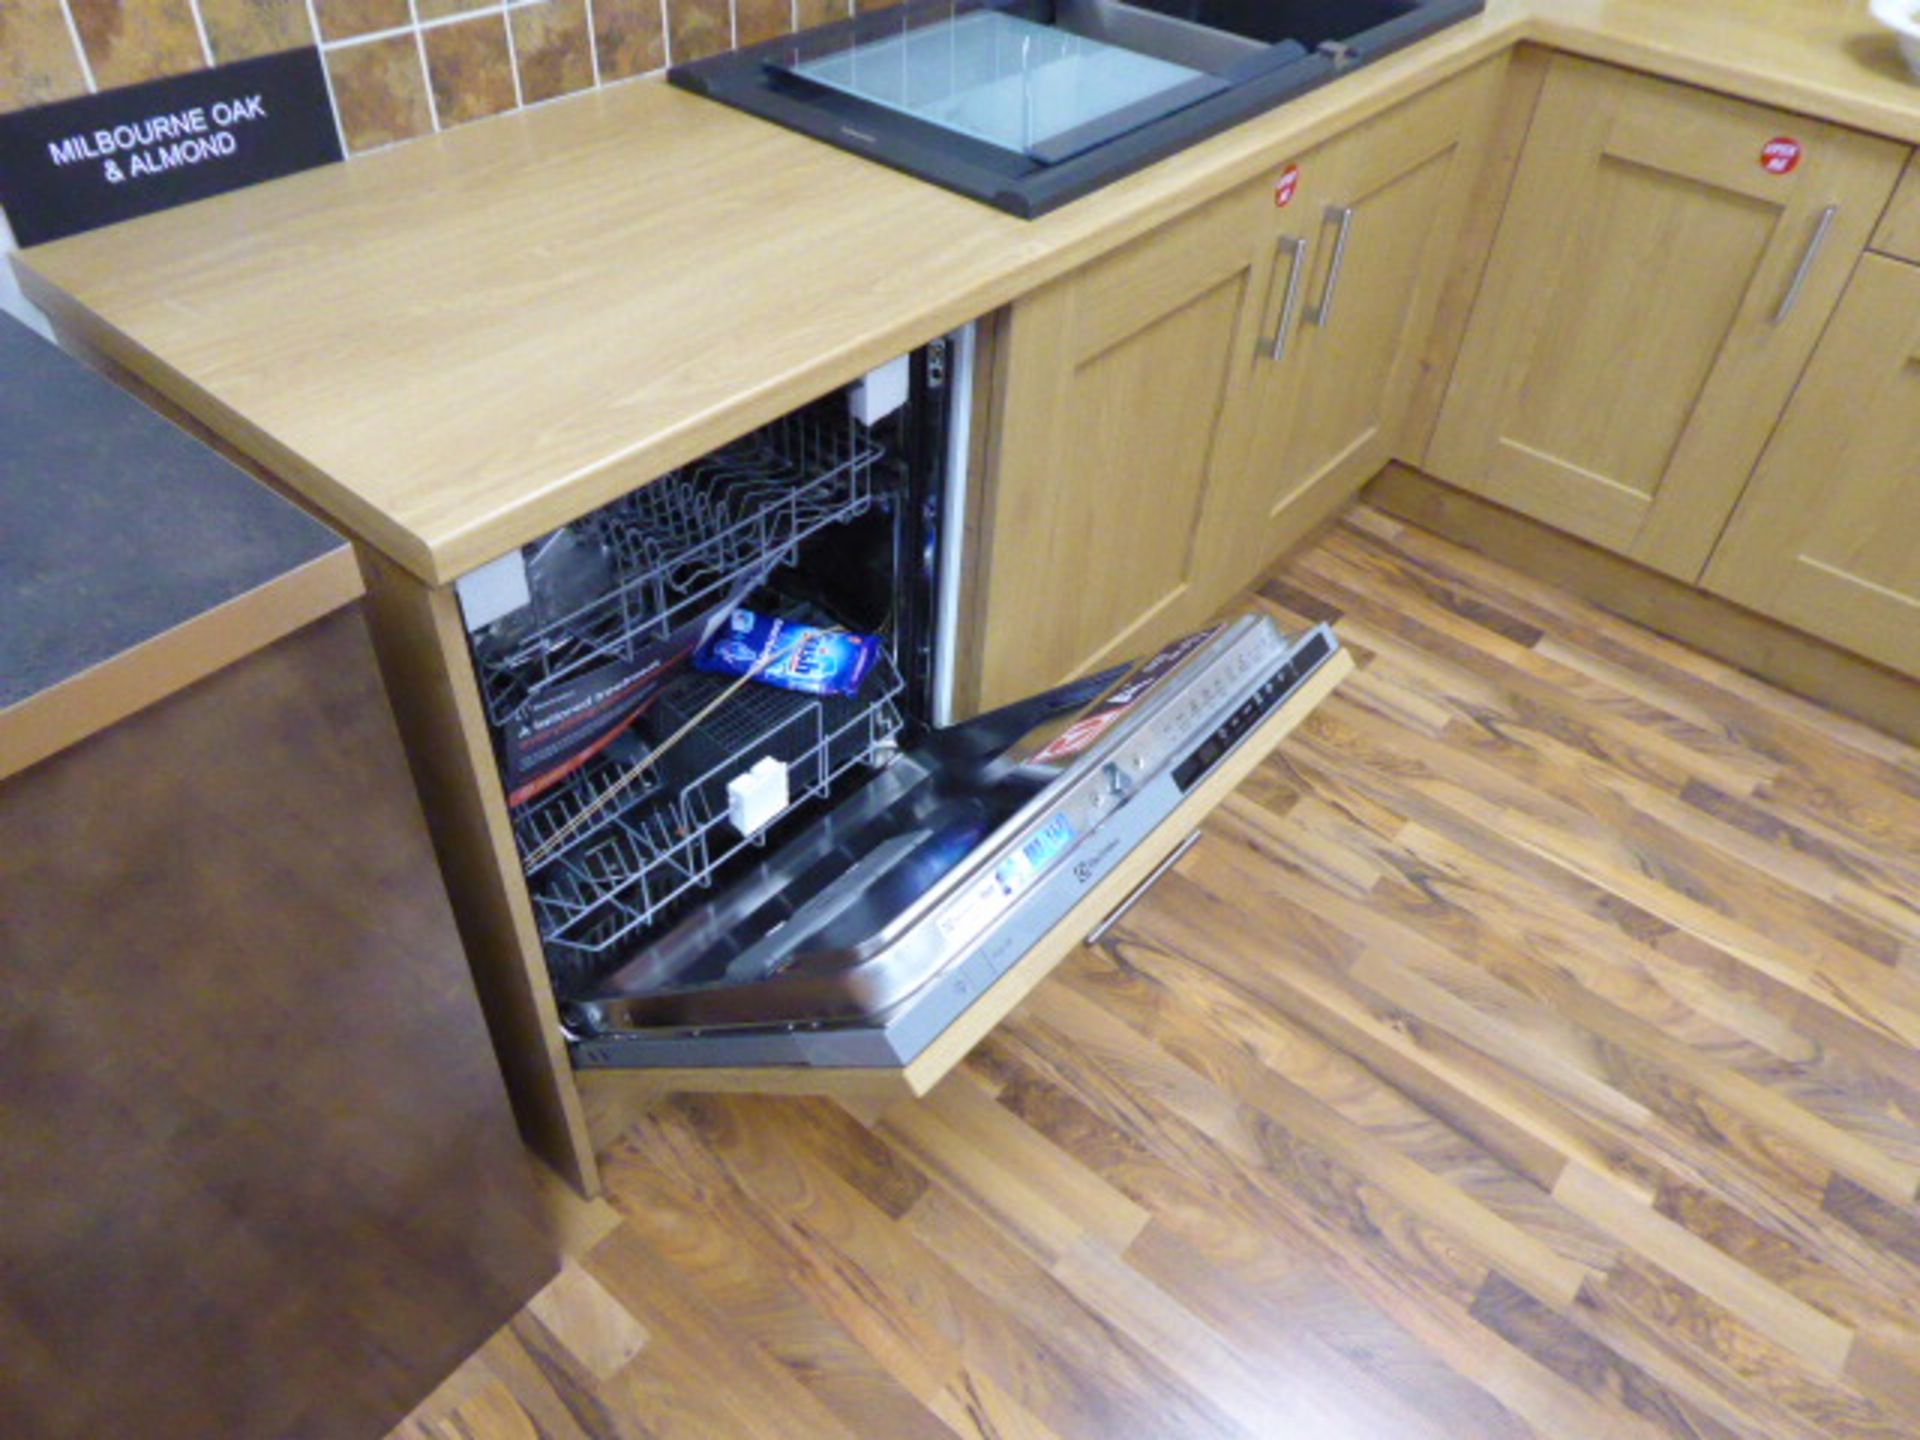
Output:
[1085, 831, 1204, 948]
[1774, 204, 1838, 325]
[1262, 236, 1310, 362]
[1307, 204, 1355, 329]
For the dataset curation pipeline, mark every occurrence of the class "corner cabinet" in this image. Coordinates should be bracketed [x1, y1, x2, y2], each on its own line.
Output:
[969, 59, 1504, 711]
[1427, 55, 1907, 582]
[1703, 254, 1920, 679]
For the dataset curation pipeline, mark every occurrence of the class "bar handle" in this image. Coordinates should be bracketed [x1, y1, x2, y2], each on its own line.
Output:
[1262, 236, 1310, 363]
[1086, 831, 1205, 948]
[1774, 204, 1838, 325]
[1307, 204, 1356, 329]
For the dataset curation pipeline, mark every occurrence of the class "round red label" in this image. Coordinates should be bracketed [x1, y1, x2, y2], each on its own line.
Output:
[1760, 137, 1804, 175]
[1274, 164, 1302, 208]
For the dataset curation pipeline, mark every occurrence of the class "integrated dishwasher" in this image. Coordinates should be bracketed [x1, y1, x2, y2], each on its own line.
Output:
[456, 326, 1343, 1074]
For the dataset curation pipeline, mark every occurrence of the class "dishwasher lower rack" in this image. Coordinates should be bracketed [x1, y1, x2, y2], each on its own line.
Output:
[471, 402, 888, 732]
[520, 655, 908, 991]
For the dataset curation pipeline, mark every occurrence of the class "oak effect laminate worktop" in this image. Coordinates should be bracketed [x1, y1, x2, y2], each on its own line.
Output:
[13, 0, 1918, 587]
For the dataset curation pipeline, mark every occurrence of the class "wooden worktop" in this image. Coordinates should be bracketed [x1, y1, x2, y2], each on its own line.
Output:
[15, 0, 1918, 586]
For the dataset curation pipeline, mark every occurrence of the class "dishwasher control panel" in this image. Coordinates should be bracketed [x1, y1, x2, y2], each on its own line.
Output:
[1172, 626, 1334, 793]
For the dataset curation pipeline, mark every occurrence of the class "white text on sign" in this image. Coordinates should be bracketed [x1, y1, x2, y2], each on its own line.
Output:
[45, 95, 270, 183]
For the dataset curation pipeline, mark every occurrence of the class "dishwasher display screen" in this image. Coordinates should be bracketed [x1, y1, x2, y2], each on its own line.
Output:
[995, 813, 1076, 896]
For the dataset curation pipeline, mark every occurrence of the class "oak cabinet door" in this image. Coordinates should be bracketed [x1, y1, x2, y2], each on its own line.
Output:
[1872, 154, 1920, 264]
[1199, 62, 1502, 586]
[969, 181, 1269, 710]
[1704, 255, 1920, 679]
[1427, 55, 1906, 581]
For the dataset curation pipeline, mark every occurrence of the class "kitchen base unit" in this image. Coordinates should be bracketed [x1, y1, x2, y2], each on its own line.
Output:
[358, 334, 1351, 1194]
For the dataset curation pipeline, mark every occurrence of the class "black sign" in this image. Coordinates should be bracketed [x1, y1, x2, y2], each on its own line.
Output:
[0, 48, 342, 247]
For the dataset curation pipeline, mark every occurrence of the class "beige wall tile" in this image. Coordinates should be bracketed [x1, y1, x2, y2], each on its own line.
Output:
[312, 0, 412, 42]
[511, 0, 593, 102]
[665, 0, 730, 64]
[198, 0, 315, 61]
[424, 12, 517, 126]
[418, 0, 498, 23]
[591, 0, 663, 80]
[325, 34, 433, 151]
[0, 0, 90, 113]
[69, 0, 207, 88]
[795, 0, 848, 29]
[734, 0, 786, 47]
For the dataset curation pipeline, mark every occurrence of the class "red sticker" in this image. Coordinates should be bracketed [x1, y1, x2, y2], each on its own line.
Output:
[1032, 711, 1123, 766]
[1273, 164, 1301, 208]
[1760, 137, 1803, 175]
[1029, 625, 1221, 766]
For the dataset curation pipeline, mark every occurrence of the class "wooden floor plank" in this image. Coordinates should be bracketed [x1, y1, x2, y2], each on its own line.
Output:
[388, 507, 1920, 1440]
[1339, 505, 1920, 785]
[1468, 1273, 1743, 1440]
[994, 1007, 1677, 1440]
[1552, 1164, 1854, 1379]
[876, 1071, 1151, 1263]
[1060, 938, 1621, 1274]
[1183, 801, 1920, 1300]
[595, 1122, 959, 1439]
[1038, 968, 1603, 1308]
[1297, 695, 1920, 1072]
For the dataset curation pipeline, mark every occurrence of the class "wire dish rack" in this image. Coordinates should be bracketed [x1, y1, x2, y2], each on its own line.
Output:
[472, 402, 887, 730]
[525, 657, 907, 992]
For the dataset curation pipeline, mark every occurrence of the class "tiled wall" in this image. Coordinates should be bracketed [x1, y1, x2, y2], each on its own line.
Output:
[0, 0, 861, 157]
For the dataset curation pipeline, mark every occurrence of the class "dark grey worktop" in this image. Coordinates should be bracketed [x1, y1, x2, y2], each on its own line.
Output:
[1, 314, 344, 711]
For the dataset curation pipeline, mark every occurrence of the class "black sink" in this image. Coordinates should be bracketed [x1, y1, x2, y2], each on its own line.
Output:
[669, 0, 1483, 217]
[1127, 0, 1424, 48]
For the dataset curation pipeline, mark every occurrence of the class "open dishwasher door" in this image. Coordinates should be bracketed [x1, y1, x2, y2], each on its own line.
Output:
[564, 613, 1350, 1090]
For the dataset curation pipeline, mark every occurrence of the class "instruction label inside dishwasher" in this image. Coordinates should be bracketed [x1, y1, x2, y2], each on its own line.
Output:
[936, 813, 1076, 944]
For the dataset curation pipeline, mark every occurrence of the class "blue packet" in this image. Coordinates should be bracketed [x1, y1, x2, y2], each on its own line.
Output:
[694, 610, 882, 698]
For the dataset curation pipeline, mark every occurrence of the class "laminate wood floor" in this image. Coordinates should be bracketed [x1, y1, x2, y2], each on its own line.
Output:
[391, 506, 1920, 1440]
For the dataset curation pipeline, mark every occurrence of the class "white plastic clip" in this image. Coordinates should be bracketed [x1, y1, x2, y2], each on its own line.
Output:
[727, 756, 790, 837]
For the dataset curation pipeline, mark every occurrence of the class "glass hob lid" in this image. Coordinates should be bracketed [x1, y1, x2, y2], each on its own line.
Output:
[769, 8, 1229, 163]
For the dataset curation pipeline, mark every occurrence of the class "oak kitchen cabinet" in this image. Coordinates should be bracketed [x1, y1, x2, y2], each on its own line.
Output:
[1425, 55, 1908, 582]
[967, 176, 1272, 712]
[1873, 154, 1920, 263]
[970, 60, 1503, 712]
[1196, 58, 1504, 591]
[1702, 253, 1920, 679]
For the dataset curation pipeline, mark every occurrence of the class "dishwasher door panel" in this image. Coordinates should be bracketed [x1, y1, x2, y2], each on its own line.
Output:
[566, 615, 1349, 1094]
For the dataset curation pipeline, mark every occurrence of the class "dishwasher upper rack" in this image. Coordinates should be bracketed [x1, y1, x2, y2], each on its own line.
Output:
[471, 403, 889, 731]
[526, 654, 908, 991]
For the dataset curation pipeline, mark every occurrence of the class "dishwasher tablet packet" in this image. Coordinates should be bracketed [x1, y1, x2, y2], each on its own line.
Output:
[695, 610, 881, 698]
